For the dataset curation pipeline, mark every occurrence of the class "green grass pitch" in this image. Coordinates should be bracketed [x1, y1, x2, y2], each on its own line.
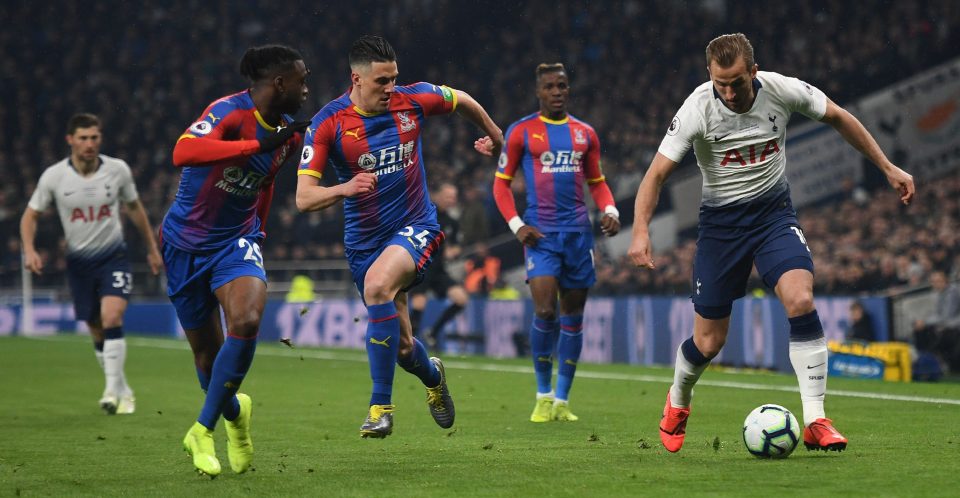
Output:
[1, 334, 959, 497]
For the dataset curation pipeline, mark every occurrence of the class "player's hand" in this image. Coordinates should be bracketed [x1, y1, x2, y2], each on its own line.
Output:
[146, 249, 164, 276]
[885, 164, 914, 205]
[628, 231, 655, 269]
[516, 225, 544, 247]
[600, 214, 621, 237]
[258, 120, 311, 153]
[473, 136, 501, 157]
[23, 250, 43, 275]
[343, 173, 377, 197]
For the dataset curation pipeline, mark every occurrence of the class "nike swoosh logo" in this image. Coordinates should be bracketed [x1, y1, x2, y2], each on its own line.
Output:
[807, 362, 826, 369]
[369, 336, 390, 348]
[713, 133, 731, 142]
[63, 191, 75, 196]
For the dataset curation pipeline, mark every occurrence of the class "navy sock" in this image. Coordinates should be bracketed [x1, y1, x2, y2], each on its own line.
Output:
[397, 338, 441, 387]
[681, 337, 711, 366]
[103, 326, 124, 340]
[94, 340, 104, 352]
[197, 334, 257, 429]
[789, 310, 825, 341]
[366, 302, 400, 406]
[195, 366, 211, 391]
[556, 315, 584, 401]
[530, 317, 560, 394]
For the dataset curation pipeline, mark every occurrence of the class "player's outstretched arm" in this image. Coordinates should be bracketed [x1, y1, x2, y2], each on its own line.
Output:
[295, 173, 376, 213]
[124, 200, 163, 275]
[453, 90, 503, 157]
[820, 99, 914, 205]
[628, 152, 678, 269]
[19, 207, 43, 275]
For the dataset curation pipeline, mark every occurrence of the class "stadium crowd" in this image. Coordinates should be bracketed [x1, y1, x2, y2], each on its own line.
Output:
[1, 0, 958, 295]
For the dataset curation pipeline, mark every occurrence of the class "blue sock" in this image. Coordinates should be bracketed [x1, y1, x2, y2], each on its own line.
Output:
[94, 340, 104, 352]
[397, 338, 441, 387]
[789, 310, 825, 341]
[197, 334, 257, 429]
[366, 302, 400, 406]
[196, 364, 240, 420]
[530, 317, 559, 394]
[556, 315, 584, 401]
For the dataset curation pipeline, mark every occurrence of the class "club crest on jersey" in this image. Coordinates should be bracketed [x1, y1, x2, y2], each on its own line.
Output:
[667, 116, 681, 136]
[397, 111, 417, 132]
[574, 128, 587, 144]
[768, 114, 779, 132]
[188, 120, 214, 136]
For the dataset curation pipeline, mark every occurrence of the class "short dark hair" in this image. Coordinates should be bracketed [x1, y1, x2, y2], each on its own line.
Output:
[349, 35, 396, 68]
[66, 113, 101, 135]
[536, 62, 566, 82]
[706, 33, 755, 69]
[239, 44, 303, 82]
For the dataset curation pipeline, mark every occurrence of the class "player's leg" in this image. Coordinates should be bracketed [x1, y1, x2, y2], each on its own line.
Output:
[66, 260, 113, 412]
[528, 274, 561, 422]
[759, 223, 846, 451]
[552, 287, 587, 421]
[357, 245, 415, 437]
[162, 241, 226, 476]
[99, 295, 135, 414]
[551, 232, 598, 421]
[409, 291, 427, 339]
[395, 291, 453, 428]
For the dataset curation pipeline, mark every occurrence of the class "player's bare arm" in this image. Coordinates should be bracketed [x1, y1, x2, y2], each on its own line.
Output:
[453, 89, 503, 157]
[628, 152, 679, 269]
[295, 173, 377, 213]
[819, 98, 914, 205]
[124, 199, 163, 275]
[19, 207, 43, 274]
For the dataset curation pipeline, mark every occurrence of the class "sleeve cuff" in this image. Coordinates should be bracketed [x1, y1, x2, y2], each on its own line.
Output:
[507, 216, 526, 234]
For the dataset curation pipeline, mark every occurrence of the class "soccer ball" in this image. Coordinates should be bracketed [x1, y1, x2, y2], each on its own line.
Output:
[742, 404, 801, 458]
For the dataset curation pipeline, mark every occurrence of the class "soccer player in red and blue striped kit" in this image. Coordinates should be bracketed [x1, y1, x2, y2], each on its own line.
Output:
[489, 63, 620, 423]
[296, 35, 503, 438]
[162, 45, 310, 476]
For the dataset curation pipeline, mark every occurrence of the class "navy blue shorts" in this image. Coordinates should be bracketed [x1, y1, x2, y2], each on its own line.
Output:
[692, 186, 813, 308]
[163, 236, 266, 330]
[66, 248, 132, 323]
[524, 231, 596, 289]
[346, 222, 444, 300]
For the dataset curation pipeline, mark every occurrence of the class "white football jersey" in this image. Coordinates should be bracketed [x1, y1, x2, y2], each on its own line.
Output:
[28, 155, 139, 259]
[658, 71, 827, 207]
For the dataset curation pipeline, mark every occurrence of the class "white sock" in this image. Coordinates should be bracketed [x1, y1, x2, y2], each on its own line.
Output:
[95, 350, 105, 371]
[789, 337, 828, 426]
[537, 390, 555, 400]
[669, 343, 710, 408]
[102, 338, 130, 397]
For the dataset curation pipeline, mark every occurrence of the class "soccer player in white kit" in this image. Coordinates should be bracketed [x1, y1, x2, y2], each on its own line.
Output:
[20, 113, 163, 415]
[628, 34, 914, 453]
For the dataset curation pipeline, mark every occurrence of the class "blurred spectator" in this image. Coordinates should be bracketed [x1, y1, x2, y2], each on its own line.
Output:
[847, 300, 876, 342]
[464, 243, 501, 296]
[912, 271, 960, 371]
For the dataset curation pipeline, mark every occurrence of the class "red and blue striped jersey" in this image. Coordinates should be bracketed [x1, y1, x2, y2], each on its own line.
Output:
[298, 82, 457, 250]
[162, 90, 299, 253]
[496, 113, 604, 232]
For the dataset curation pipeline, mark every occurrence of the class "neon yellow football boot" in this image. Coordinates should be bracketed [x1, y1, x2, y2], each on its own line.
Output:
[183, 422, 221, 477]
[225, 393, 253, 473]
[551, 399, 579, 421]
[530, 394, 554, 423]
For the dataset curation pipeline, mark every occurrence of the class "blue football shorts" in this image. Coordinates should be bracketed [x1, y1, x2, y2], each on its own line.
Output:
[524, 230, 596, 289]
[163, 236, 267, 330]
[345, 222, 444, 300]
